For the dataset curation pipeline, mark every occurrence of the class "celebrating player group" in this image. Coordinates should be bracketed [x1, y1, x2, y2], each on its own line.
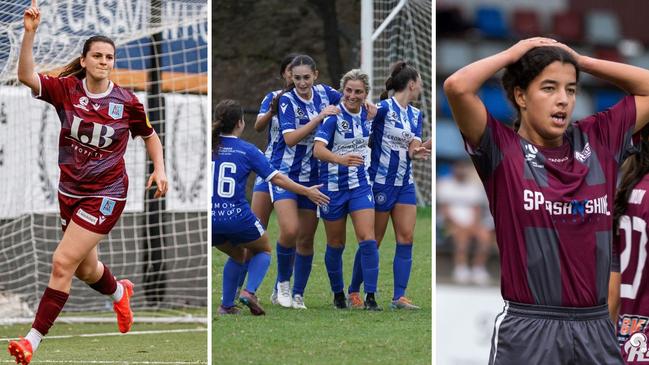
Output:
[212, 55, 430, 315]
[444, 37, 649, 364]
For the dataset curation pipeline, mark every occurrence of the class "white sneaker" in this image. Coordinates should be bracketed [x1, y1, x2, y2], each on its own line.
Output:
[471, 266, 491, 286]
[270, 287, 278, 305]
[291, 294, 307, 309]
[276, 281, 292, 307]
[453, 265, 471, 285]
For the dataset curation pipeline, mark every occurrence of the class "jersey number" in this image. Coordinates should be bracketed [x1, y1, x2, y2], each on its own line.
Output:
[620, 215, 648, 299]
[216, 162, 237, 198]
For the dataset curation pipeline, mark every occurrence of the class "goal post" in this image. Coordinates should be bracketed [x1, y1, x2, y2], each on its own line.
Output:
[361, 0, 432, 206]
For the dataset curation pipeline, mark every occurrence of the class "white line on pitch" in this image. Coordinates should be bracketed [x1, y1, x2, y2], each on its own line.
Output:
[0, 328, 206, 342]
[0, 361, 207, 364]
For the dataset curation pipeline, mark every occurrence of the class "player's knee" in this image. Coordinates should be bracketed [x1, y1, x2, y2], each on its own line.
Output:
[74, 265, 95, 282]
[279, 226, 299, 243]
[51, 255, 75, 280]
[397, 233, 414, 244]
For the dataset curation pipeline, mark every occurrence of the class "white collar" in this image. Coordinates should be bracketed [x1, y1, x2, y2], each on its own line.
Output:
[83, 78, 114, 98]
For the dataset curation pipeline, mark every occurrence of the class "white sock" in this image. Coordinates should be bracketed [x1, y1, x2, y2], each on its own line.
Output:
[25, 328, 43, 352]
[110, 282, 124, 303]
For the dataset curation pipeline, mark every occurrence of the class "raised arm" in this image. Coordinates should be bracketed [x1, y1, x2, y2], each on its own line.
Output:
[254, 110, 273, 132]
[443, 37, 558, 146]
[143, 133, 168, 198]
[18, 0, 41, 94]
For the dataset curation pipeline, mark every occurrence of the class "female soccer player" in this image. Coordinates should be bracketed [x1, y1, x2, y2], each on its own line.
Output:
[610, 128, 649, 363]
[313, 69, 381, 310]
[212, 99, 329, 315]
[347, 61, 430, 310]
[444, 37, 649, 364]
[271, 55, 341, 309]
[9, 2, 168, 364]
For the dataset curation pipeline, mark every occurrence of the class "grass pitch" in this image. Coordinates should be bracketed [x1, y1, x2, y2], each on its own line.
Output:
[213, 207, 432, 365]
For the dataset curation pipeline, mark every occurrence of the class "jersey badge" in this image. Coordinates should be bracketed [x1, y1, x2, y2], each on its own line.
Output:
[320, 204, 329, 214]
[100, 197, 116, 216]
[575, 142, 592, 163]
[74, 96, 90, 111]
[108, 102, 124, 120]
[340, 120, 350, 132]
[92, 103, 101, 111]
[623, 332, 649, 362]
[280, 103, 288, 114]
[376, 192, 387, 205]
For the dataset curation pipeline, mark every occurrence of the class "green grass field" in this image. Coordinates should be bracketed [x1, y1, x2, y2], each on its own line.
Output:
[213, 207, 432, 365]
[0, 315, 207, 364]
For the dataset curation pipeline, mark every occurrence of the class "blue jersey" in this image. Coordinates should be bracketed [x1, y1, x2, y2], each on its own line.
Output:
[271, 84, 341, 184]
[212, 136, 279, 224]
[368, 97, 423, 186]
[315, 103, 371, 191]
[257, 90, 282, 159]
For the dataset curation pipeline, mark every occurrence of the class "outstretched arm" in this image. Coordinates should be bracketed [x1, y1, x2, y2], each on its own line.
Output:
[443, 37, 559, 146]
[144, 133, 168, 198]
[283, 105, 340, 147]
[270, 173, 329, 206]
[18, 0, 41, 94]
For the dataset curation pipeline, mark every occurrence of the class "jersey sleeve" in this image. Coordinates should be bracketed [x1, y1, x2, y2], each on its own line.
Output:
[577, 95, 637, 164]
[315, 115, 336, 146]
[128, 94, 155, 139]
[247, 143, 279, 181]
[35, 73, 68, 108]
[278, 95, 296, 134]
[323, 84, 342, 105]
[258, 91, 274, 115]
[462, 113, 514, 182]
[413, 110, 424, 142]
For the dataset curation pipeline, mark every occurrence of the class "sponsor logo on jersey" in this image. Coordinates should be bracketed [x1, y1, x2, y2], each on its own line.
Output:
[619, 315, 649, 345]
[522, 189, 610, 217]
[623, 332, 649, 362]
[575, 142, 592, 163]
[376, 192, 387, 205]
[280, 103, 288, 114]
[61, 218, 67, 226]
[523, 144, 544, 168]
[100, 197, 116, 216]
[74, 96, 90, 111]
[630, 189, 647, 205]
[367, 194, 373, 202]
[274, 185, 286, 194]
[70, 115, 115, 149]
[108, 102, 124, 120]
[76, 208, 98, 225]
[92, 103, 101, 111]
[547, 156, 569, 163]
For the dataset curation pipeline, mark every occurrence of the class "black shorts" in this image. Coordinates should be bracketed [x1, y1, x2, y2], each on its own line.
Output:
[489, 301, 623, 365]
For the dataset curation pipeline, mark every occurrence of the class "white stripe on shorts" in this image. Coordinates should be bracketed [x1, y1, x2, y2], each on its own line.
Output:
[490, 301, 509, 365]
[254, 220, 265, 236]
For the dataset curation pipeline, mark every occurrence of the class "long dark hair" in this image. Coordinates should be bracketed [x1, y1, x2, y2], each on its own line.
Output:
[59, 36, 116, 79]
[271, 54, 317, 115]
[212, 99, 243, 151]
[614, 128, 649, 232]
[379, 60, 419, 100]
[502, 46, 580, 131]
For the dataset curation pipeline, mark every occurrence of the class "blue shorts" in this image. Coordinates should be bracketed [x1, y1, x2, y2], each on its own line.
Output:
[253, 176, 270, 194]
[372, 183, 416, 212]
[212, 213, 265, 246]
[269, 181, 317, 211]
[320, 184, 374, 221]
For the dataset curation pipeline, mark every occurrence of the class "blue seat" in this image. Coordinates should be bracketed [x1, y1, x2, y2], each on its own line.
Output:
[475, 6, 509, 39]
[593, 89, 625, 112]
[438, 85, 454, 118]
[479, 84, 515, 123]
[436, 119, 467, 160]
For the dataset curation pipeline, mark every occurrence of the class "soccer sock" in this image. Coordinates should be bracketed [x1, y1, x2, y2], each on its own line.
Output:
[359, 240, 379, 294]
[245, 252, 271, 294]
[237, 259, 250, 288]
[324, 245, 345, 293]
[276, 242, 295, 283]
[31, 287, 69, 337]
[25, 328, 43, 352]
[88, 263, 118, 297]
[393, 242, 413, 300]
[292, 252, 313, 296]
[348, 248, 363, 293]
[222, 258, 243, 307]
[110, 282, 124, 303]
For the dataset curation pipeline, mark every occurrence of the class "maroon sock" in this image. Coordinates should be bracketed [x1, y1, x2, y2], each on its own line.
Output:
[32, 287, 69, 336]
[88, 263, 117, 295]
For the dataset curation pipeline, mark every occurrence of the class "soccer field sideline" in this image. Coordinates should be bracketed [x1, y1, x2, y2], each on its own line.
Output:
[0, 327, 206, 342]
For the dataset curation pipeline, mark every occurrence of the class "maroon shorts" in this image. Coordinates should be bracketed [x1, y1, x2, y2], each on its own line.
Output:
[58, 193, 126, 235]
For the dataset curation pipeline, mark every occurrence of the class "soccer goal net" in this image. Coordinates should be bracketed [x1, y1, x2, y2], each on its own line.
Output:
[361, 0, 432, 206]
[0, 0, 208, 324]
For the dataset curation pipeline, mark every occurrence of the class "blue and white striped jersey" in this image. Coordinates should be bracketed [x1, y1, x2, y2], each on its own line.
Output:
[257, 90, 282, 159]
[271, 84, 341, 184]
[212, 136, 279, 223]
[368, 97, 423, 186]
[315, 103, 371, 191]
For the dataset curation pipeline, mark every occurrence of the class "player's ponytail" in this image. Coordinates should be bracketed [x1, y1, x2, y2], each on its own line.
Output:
[213, 99, 243, 152]
[380, 60, 418, 100]
[271, 54, 317, 116]
[614, 127, 649, 233]
[60, 35, 116, 79]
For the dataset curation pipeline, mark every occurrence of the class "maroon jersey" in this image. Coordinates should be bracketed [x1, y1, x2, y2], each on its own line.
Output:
[615, 174, 649, 351]
[465, 96, 637, 307]
[36, 74, 155, 199]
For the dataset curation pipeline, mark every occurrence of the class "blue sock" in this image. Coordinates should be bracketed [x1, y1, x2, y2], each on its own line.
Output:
[359, 240, 379, 294]
[293, 253, 313, 296]
[245, 252, 271, 294]
[393, 243, 413, 300]
[222, 258, 243, 307]
[324, 245, 345, 293]
[237, 259, 249, 288]
[348, 248, 363, 293]
[276, 242, 295, 283]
